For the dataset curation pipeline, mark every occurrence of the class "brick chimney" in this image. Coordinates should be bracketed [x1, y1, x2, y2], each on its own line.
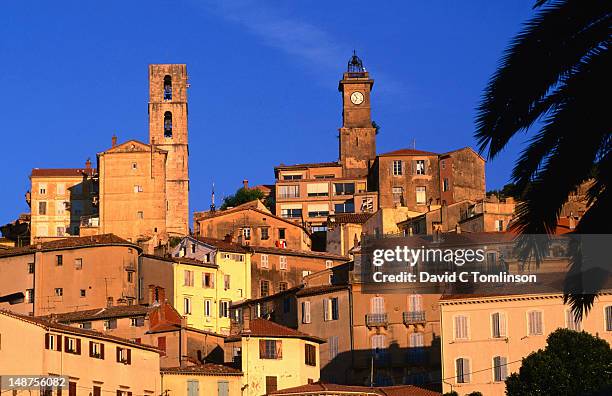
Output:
[148, 285, 166, 305]
[85, 158, 92, 170]
[111, 135, 117, 147]
[243, 179, 249, 189]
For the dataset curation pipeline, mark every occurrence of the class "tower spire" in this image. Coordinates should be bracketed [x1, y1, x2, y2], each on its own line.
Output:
[210, 182, 216, 212]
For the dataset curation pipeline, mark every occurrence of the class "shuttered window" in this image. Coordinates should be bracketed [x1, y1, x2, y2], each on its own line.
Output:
[493, 356, 508, 382]
[454, 316, 469, 340]
[328, 336, 339, 360]
[304, 344, 316, 366]
[606, 306, 612, 331]
[528, 311, 543, 335]
[302, 301, 311, 324]
[456, 358, 470, 383]
[566, 310, 581, 331]
[307, 183, 328, 197]
[491, 312, 507, 338]
[259, 340, 282, 359]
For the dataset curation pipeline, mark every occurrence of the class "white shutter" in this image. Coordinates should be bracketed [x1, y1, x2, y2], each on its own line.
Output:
[306, 183, 328, 195]
[408, 294, 422, 311]
[455, 316, 468, 339]
[323, 299, 330, 321]
[307, 203, 329, 212]
[371, 297, 384, 314]
[302, 301, 311, 324]
[280, 203, 302, 210]
[463, 358, 471, 383]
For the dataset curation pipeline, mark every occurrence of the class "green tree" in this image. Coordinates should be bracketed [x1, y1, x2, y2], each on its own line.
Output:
[487, 183, 519, 199]
[220, 187, 264, 210]
[505, 329, 612, 395]
[442, 392, 458, 396]
[474, 0, 611, 319]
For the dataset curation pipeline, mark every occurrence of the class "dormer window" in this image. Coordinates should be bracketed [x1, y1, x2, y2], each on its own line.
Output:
[164, 112, 173, 138]
[163, 75, 172, 100]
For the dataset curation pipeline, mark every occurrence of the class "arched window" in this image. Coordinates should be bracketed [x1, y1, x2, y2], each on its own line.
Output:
[163, 75, 172, 100]
[164, 111, 172, 138]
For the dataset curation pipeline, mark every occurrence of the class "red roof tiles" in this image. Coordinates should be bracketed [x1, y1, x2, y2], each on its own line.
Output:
[0, 234, 139, 258]
[31, 168, 96, 177]
[267, 382, 441, 395]
[225, 319, 325, 343]
[378, 148, 438, 157]
[161, 363, 242, 376]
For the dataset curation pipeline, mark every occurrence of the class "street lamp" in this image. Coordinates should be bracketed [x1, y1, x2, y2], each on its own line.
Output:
[0, 292, 25, 305]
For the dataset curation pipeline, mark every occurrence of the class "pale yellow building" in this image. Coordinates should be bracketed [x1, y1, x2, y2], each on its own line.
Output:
[439, 292, 612, 395]
[160, 364, 243, 396]
[28, 163, 97, 243]
[224, 318, 324, 396]
[0, 310, 161, 396]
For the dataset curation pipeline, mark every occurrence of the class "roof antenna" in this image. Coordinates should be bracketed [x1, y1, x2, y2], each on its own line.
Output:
[412, 138, 416, 149]
[210, 182, 216, 212]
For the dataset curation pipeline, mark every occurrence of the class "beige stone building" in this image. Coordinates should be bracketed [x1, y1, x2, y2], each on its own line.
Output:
[0, 234, 139, 316]
[439, 292, 612, 395]
[28, 163, 97, 243]
[326, 213, 373, 256]
[0, 310, 161, 396]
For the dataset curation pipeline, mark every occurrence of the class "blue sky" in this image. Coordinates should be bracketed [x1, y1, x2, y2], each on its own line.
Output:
[0, 0, 537, 225]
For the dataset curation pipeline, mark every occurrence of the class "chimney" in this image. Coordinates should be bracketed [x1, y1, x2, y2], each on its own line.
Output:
[224, 234, 233, 242]
[85, 158, 92, 170]
[149, 285, 165, 305]
[111, 135, 117, 147]
[243, 179, 249, 189]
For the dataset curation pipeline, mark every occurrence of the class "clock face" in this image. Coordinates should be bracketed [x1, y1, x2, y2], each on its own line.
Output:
[350, 91, 364, 105]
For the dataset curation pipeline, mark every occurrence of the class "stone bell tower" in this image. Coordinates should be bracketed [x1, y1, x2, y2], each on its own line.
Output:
[338, 52, 376, 178]
[148, 64, 189, 236]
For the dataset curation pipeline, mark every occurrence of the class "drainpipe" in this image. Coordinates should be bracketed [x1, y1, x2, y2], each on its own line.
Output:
[348, 284, 355, 384]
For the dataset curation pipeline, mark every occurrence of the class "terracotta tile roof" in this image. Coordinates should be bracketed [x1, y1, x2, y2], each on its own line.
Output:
[161, 363, 242, 376]
[0, 310, 160, 352]
[250, 246, 349, 261]
[225, 319, 325, 343]
[330, 213, 374, 224]
[0, 234, 139, 258]
[195, 237, 251, 254]
[296, 284, 350, 297]
[41, 305, 150, 323]
[274, 161, 341, 170]
[141, 253, 218, 268]
[231, 285, 304, 309]
[378, 148, 438, 157]
[31, 168, 96, 177]
[267, 382, 441, 395]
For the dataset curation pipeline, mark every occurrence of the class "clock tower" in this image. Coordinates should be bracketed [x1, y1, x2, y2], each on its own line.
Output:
[338, 52, 376, 178]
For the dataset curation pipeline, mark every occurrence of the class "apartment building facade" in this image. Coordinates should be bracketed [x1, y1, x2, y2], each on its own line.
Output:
[0, 310, 161, 396]
[439, 293, 612, 395]
[0, 234, 140, 316]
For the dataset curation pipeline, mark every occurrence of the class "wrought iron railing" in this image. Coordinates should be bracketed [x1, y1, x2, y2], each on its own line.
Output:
[403, 311, 426, 325]
[366, 313, 388, 326]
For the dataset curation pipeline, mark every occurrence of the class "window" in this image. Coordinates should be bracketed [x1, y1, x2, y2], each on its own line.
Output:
[39, 184, 47, 194]
[104, 319, 117, 330]
[282, 174, 302, 180]
[278, 229, 286, 240]
[265, 376, 278, 394]
[408, 332, 425, 363]
[493, 356, 508, 382]
[261, 254, 269, 268]
[328, 336, 339, 359]
[259, 339, 282, 359]
[260, 280, 270, 297]
[606, 306, 612, 331]
[27, 263, 34, 274]
[220, 300, 230, 318]
[307, 183, 328, 197]
[133, 185, 143, 193]
[370, 296, 385, 314]
[305, 344, 317, 366]
[130, 317, 144, 327]
[55, 183, 65, 195]
[260, 227, 269, 240]
[163, 75, 172, 100]
[415, 160, 425, 175]
[325, 260, 333, 269]
[55, 288, 63, 297]
[279, 282, 288, 292]
[127, 272, 134, 283]
[315, 174, 334, 179]
[203, 272, 214, 288]
[137, 211, 144, 219]
[454, 315, 469, 340]
[279, 256, 287, 270]
[80, 289, 86, 297]
[392, 160, 403, 176]
[528, 311, 543, 335]
[495, 219, 504, 231]
[190, 243, 196, 254]
[416, 187, 426, 205]
[65, 337, 81, 354]
[443, 178, 449, 192]
[56, 226, 65, 237]
[56, 202, 66, 215]
[158, 336, 167, 355]
[81, 321, 92, 329]
[184, 270, 194, 286]
[371, 334, 387, 361]
[184, 297, 192, 315]
[224, 275, 231, 290]
[131, 162, 138, 170]
[302, 301, 311, 323]
[89, 341, 104, 359]
[243, 228, 251, 240]
[45, 333, 60, 351]
[566, 310, 581, 331]
[75, 258, 83, 270]
[38, 201, 47, 215]
[334, 200, 355, 213]
[441, 159, 446, 169]
[308, 203, 329, 218]
[116, 347, 131, 364]
[491, 312, 507, 338]
[204, 299, 212, 317]
[164, 111, 173, 138]
[392, 187, 404, 205]
[323, 297, 339, 321]
[278, 185, 300, 198]
[456, 358, 471, 383]
[334, 183, 355, 196]
[26, 289, 34, 303]
[281, 208, 302, 218]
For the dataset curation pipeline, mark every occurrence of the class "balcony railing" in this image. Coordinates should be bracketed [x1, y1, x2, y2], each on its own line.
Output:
[278, 193, 300, 199]
[403, 311, 426, 325]
[80, 215, 99, 228]
[366, 313, 388, 327]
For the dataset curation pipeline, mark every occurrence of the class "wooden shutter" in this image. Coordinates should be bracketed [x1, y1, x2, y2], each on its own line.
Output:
[116, 347, 121, 362]
[275, 340, 282, 359]
[64, 337, 69, 352]
[265, 376, 277, 394]
[93, 387, 101, 396]
[76, 339, 81, 355]
[45, 333, 50, 349]
[259, 340, 266, 358]
[100, 343, 105, 359]
[56, 335, 62, 351]
[302, 301, 311, 324]
[323, 298, 329, 321]
[68, 382, 76, 396]
[57, 387, 62, 396]
[126, 349, 131, 364]
[89, 341, 93, 357]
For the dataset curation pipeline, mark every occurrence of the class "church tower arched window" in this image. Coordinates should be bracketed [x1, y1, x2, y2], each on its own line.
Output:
[163, 75, 172, 100]
[164, 111, 173, 138]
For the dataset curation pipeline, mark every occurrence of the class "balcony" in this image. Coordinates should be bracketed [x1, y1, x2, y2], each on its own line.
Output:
[80, 215, 99, 228]
[366, 313, 388, 328]
[403, 311, 426, 326]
